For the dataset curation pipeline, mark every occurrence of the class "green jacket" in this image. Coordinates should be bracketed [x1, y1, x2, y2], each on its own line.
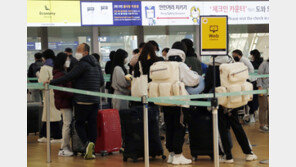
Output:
[185, 56, 202, 75]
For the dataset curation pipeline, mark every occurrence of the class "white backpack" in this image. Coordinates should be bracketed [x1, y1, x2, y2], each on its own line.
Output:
[216, 62, 253, 109]
[148, 61, 189, 107]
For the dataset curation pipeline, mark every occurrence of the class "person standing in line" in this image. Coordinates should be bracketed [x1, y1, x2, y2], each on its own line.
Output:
[110, 49, 131, 111]
[46, 43, 104, 159]
[129, 42, 145, 67]
[232, 49, 258, 123]
[64, 48, 78, 72]
[181, 38, 203, 75]
[161, 48, 169, 60]
[162, 41, 200, 165]
[257, 59, 269, 132]
[105, 51, 116, 108]
[250, 49, 264, 70]
[204, 56, 257, 163]
[52, 52, 74, 156]
[92, 53, 101, 63]
[148, 40, 165, 61]
[128, 49, 140, 74]
[38, 49, 62, 143]
[28, 52, 44, 102]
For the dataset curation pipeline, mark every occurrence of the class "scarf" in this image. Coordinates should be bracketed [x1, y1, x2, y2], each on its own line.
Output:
[44, 58, 54, 67]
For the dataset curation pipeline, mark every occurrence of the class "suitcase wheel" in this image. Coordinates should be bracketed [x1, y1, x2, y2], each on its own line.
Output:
[101, 152, 108, 157]
[192, 156, 198, 161]
[162, 155, 166, 160]
[108, 152, 113, 155]
[209, 155, 214, 160]
[123, 156, 128, 162]
[132, 157, 138, 162]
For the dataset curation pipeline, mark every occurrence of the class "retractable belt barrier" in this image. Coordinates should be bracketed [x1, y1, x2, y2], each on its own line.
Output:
[27, 73, 269, 165]
[27, 73, 268, 82]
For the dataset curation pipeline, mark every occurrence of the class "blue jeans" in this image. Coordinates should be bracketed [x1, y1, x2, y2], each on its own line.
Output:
[185, 77, 205, 95]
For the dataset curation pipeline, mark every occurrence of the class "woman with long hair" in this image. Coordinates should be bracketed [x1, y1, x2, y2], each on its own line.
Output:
[111, 49, 131, 110]
[52, 52, 74, 156]
[38, 49, 62, 143]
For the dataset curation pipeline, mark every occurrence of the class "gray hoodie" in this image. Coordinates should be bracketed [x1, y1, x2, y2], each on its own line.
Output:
[257, 60, 269, 89]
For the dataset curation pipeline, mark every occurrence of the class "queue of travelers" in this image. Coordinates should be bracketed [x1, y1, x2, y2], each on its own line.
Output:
[27, 39, 268, 164]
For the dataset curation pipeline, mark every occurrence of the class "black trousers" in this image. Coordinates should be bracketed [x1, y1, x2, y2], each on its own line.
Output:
[163, 106, 186, 154]
[248, 81, 259, 115]
[39, 121, 62, 139]
[218, 107, 252, 159]
[74, 103, 99, 145]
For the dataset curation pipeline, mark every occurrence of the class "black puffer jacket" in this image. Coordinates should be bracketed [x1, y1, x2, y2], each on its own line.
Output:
[50, 55, 104, 103]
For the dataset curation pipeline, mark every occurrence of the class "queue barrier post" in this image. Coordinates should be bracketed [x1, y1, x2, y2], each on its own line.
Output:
[45, 83, 51, 163]
[142, 95, 149, 167]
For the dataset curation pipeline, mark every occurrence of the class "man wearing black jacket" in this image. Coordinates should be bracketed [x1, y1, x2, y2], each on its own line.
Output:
[49, 43, 104, 160]
[28, 52, 43, 102]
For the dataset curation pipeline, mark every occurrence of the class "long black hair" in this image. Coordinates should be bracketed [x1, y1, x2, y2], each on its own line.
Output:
[181, 38, 195, 57]
[138, 42, 158, 62]
[53, 52, 68, 71]
[110, 49, 128, 84]
[250, 49, 262, 62]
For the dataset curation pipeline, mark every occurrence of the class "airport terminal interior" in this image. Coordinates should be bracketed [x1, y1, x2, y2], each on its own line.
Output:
[27, 0, 269, 167]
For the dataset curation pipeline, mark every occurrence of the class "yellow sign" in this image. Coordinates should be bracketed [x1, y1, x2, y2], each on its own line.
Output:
[27, 0, 81, 26]
[200, 16, 228, 55]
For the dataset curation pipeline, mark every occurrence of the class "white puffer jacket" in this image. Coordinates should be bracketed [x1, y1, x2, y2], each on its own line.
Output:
[166, 49, 200, 86]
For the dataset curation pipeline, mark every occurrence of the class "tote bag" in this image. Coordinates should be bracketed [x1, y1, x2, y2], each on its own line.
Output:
[131, 61, 148, 97]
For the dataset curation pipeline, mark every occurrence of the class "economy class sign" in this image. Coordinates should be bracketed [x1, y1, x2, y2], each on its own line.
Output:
[200, 16, 228, 56]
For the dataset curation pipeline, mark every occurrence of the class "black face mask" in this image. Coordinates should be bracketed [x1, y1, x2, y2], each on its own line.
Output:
[234, 56, 240, 62]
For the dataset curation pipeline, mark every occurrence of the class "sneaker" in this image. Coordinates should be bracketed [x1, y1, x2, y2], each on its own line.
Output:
[58, 148, 74, 157]
[219, 155, 234, 163]
[37, 137, 47, 143]
[167, 152, 175, 164]
[172, 154, 192, 165]
[246, 153, 257, 161]
[250, 115, 256, 123]
[51, 139, 62, 143]
[259, 125, 269, 132]
[84, 142, 95, 160]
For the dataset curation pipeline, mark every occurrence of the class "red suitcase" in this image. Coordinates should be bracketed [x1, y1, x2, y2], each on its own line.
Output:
[95, 109, 122, 156]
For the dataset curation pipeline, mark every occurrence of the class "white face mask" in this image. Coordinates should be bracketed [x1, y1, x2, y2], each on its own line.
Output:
[75, 53, 83, 60]
[124, 58, 128, 64]
[64, 60, 70, 68]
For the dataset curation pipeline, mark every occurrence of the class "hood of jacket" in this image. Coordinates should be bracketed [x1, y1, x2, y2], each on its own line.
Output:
[166, 48, 186, 62]
[80, 55, 98, 67]
[208, 56, 233, 66]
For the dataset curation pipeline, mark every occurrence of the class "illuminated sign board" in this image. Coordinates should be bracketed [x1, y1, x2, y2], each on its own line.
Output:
[200, 16, 228, 55]
[27, 1, 81, 27]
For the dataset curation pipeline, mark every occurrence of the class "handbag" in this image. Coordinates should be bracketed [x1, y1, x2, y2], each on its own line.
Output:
[131, 61, 148, 97]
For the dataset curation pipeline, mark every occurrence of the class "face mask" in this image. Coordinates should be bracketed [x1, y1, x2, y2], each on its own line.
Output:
[75, 53, 83, 60]
[234, 56, 240, 62]
[64, 60, 70, 68]
[124, 58, 128, 64]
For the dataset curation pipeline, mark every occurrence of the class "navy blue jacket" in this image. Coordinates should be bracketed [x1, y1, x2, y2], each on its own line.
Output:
[50, 55, 104, 103]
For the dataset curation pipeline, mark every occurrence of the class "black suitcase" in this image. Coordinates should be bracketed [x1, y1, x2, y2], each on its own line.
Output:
[188, 106, 233, 160]
[27, 102, 43, 135]
[188, 106, 214, 160]
[119, 105, 166, 162]
[71, 119, 86, 155]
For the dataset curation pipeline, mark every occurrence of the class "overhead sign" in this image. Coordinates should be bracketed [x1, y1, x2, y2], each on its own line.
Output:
[80, 1, 142, 26]
[27, 1, 269, 27]
[200, 16, 228, 56]
[141, 1, 203, 26]
[27, 1, 81, 27]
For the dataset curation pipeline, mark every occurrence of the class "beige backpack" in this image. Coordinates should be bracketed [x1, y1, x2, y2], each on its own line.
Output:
[216, 62, 253, 108]
[148, 61, 189, 107]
